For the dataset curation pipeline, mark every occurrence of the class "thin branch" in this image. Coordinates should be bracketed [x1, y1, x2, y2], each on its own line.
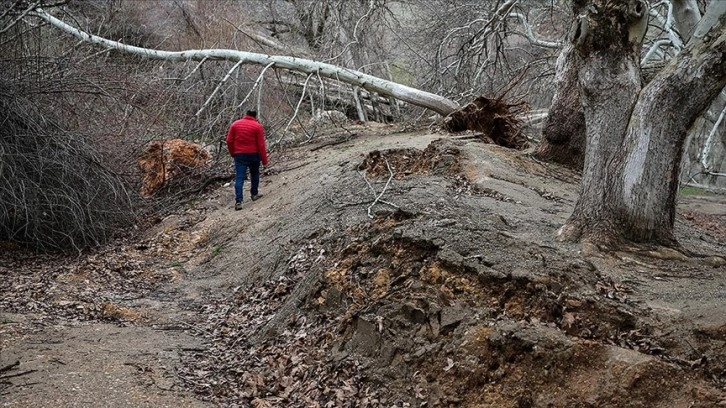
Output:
[0, 361, 19, 374]
[699, 101, 726, 170]
[364, 157, 396, 219]
[641, 38, 673, 65]
[235, 62, 275, 110]
[508, 12, 562, 49]
[163, 57, 208, 81]
[222, 16, 287, 52]
[0, 0, 41, 34]
[195, 59, 244, 117]
[274, 72, 314, 147]
[359, 170, 398, 210]
[649, 1, 684, 51]
[0, 1, 24, 21]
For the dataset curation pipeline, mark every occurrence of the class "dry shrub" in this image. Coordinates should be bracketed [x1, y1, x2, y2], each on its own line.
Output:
[0, 82, 134, 251]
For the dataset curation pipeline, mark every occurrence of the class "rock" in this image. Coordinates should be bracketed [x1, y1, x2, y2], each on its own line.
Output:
[440, 301, 468, 330]
[345, 316, 381, 357]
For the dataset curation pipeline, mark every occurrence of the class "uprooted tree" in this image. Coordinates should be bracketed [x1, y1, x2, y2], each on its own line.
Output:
[15, 2, 726, 253]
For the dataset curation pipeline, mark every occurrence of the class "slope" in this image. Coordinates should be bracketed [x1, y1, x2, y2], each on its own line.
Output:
[1, 125, 725, 407]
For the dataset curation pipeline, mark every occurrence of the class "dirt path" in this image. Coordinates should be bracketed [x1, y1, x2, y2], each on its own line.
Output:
[1, 128, 444, 406]
[1, 320, 208, 407]
[2, 127, 725, 407]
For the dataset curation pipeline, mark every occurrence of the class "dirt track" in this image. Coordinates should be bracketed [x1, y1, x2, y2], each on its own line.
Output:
[2, 126, 725, 407]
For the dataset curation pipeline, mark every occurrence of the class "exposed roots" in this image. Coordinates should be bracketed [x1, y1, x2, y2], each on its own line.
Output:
[357, 141, 461, 179]
[559, 218, 696, 261]
[137, 139, 211, 196]
[443, 95, 527, 150]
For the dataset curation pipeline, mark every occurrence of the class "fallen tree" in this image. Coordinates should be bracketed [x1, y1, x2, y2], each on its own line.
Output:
[31, 8, 461, 117]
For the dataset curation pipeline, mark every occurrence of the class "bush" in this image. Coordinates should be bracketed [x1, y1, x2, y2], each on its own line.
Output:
[0, 83, 135, 251]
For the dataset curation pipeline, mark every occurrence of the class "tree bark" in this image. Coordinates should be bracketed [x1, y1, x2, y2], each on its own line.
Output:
[557, 0, 647, 246]
[31, 8, 460, 117]
[533, 2, 589, 168]
[560, 0, 726, 248]
[611, 2, 726, 244]
[533, 42, 586, 168]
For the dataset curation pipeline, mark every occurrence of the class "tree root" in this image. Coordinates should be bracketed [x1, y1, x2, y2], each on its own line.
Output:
[443, 95, 527, 149]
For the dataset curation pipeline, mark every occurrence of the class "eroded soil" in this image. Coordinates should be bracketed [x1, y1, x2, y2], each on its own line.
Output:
[2, 126, 725, 407]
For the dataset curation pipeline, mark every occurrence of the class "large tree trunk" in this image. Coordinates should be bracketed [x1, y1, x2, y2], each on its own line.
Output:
[533, 2, 588, 168]
[610, 3, 726, 245]
[559, 0, 726, 248]
[557, 0, 647, 247]
[533, 43, 586, 168]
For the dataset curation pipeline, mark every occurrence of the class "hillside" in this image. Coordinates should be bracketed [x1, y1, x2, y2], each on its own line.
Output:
[2, 125, 725, 407]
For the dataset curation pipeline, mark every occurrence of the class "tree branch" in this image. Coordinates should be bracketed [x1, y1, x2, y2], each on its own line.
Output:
[195, 60, 244, 117]
[508, 12, 563, 49]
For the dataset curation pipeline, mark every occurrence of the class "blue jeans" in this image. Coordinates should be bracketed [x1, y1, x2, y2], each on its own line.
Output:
[233, 153, 261, 202]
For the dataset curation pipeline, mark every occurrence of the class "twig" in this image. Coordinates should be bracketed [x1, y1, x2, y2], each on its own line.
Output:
[274, 72, 314, 148]
[0, 369, 36, 380]
[163, 57, 208, 81]
[235, 62, 275, 110]
[1, 0, 42, 35]
[366, 156, 395, 218]
[0, 361, 19, 374]
[309, 137, 353, 152]
[171, 173, 235, 199]
[359, 169, 400, 210]
[699, 100, 726, 170]
[196, 59, 244, 117]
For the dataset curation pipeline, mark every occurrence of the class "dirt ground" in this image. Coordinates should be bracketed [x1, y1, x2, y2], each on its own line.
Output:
[1, 125, 725, 407]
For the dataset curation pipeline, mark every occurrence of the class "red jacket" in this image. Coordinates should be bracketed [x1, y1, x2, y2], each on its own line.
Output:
[226, 115, 269, 166]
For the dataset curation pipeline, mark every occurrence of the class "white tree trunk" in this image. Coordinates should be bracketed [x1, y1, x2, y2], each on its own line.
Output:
[31, 9, 460, 117]
[670, 0, 701, 42]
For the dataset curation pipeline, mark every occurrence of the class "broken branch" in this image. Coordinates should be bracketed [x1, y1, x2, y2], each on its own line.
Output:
[366, 156, 395, 218]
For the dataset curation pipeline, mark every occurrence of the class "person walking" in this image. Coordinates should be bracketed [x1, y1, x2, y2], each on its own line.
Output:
[226, 110, 269, 211]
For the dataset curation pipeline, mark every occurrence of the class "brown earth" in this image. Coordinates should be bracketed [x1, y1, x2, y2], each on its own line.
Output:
[1, 124, 725, 407]
[138, 138, 212, 197]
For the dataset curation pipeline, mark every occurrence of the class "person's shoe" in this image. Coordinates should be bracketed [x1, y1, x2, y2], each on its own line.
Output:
[251, 194, 263, 201]
[235, 201, 243, 211]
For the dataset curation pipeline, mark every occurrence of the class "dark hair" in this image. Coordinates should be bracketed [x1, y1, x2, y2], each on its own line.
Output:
[246, 110, 257, 118]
